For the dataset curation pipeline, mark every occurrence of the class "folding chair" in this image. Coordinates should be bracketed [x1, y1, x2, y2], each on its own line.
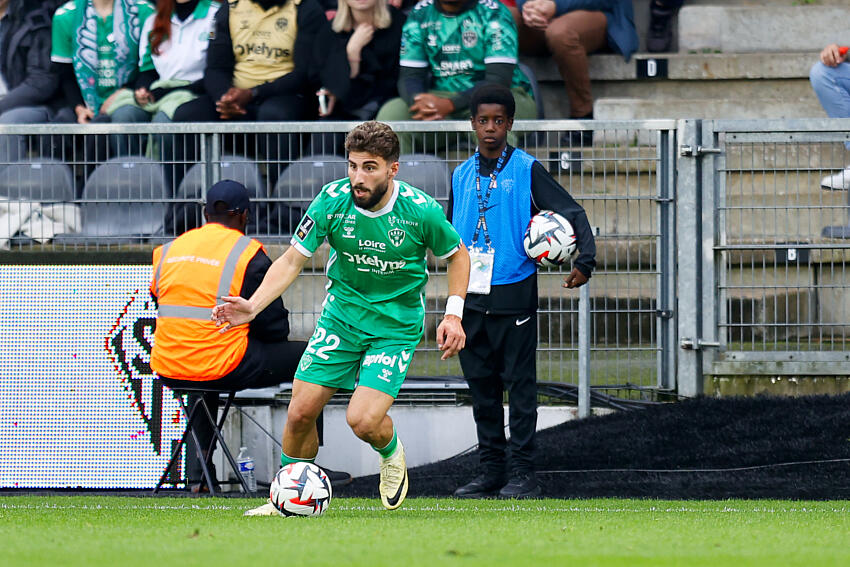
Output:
[153, 386, 255, 496]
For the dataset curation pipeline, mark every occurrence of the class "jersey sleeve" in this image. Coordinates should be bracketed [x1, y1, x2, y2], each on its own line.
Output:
[138, 14, 155, 73]
[484, 4, 519, 65]
[399, 11, 428, 69]
[422, 198, 462, 259]
[289, 191, 330, 257]
[50, 2, 76, 63]
[136, 2, 157, 72]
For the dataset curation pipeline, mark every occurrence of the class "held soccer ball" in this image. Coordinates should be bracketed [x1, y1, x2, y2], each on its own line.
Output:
[270, 462, 333, 517]
[523, 210, 577, 268]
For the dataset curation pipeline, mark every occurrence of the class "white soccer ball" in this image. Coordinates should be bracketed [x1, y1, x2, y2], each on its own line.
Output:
[269, 462, 333, 517]
[523, 210, 577, 268]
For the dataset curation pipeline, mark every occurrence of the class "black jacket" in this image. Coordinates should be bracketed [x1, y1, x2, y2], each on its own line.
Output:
[0, 0, 62, 114]
[204, 0, 328, 102]
[310, 8, 404, 117]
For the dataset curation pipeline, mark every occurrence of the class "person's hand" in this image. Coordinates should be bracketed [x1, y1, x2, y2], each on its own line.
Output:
[410, 93, 454, 121]
[216, 87, 251, 119]
[387, 0, 402, 7]
[436, 315, 466, 360]
[75, 104, 94, 124]
[134, 87, 155, 106]
[820, 43, 847, 67]
[211, 296, 256, 333]
[316, 88, 337, 117]
[522, 0, 554, 29]
[563, 267, 588, 289]
[99, 89, 124, 114]
[346, 22, 375, 60]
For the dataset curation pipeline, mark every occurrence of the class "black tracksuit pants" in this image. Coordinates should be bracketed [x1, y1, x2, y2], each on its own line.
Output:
[458, 309, 538, 476]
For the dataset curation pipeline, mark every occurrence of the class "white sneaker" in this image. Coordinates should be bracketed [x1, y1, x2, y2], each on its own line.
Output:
[821, 167, 850, 190]
[379, 438, 409, 510]
[243, 500, 282, 517]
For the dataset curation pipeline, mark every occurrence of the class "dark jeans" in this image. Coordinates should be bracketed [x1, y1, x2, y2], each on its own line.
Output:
[160, 338, 307, 482]
[458, 310, 538, 476]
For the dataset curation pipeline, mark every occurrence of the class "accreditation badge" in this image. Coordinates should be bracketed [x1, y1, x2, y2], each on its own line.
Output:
[467, 246, 495, 295]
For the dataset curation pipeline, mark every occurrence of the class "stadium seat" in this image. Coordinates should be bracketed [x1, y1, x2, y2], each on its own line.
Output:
[168, 155, 265, 236]
[153, 386, 255, 496]
[54, 156, 168, 245]
[396, 153, 451, 205]
[270, 154, 348, 236]
[0, 159, 75, 203]
[517, 62, 545, 120]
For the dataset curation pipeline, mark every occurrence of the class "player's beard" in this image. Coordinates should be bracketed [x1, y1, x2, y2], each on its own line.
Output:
[352, 177, 390, 210]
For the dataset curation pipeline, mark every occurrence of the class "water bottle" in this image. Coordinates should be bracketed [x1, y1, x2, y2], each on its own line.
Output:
[236, 447, 257, 493]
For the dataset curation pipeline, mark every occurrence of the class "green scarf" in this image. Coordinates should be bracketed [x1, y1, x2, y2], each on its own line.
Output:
[72, 0, 145, 114]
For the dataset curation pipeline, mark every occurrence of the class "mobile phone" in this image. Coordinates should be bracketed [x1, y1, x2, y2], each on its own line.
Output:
[318, 92, 329, 115]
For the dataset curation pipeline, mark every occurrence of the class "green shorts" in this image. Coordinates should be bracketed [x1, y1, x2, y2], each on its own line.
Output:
[294, 311, 418, 398]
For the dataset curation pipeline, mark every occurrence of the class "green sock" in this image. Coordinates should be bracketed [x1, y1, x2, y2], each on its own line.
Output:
[373, 428, 398, 459]
[280, 451, 315, 468]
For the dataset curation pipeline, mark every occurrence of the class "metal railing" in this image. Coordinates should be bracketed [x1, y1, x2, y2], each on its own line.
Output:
[18, 118, 850, 397]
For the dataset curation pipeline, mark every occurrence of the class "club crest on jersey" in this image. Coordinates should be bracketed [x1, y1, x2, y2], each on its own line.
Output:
[296, 215, 315, 240]
[462, 30, 477, 48]
[388, 228, 406, 247]
[300, 355, 313, 371]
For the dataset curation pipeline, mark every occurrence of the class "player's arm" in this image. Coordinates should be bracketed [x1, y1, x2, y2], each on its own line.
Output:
[437, 244, 470, 360]
[212, 246, 309, 332]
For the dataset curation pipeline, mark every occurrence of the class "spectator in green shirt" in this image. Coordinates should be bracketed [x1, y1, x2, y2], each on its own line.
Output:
[51, 0, 155, 155]
[376, 0, 536, 154]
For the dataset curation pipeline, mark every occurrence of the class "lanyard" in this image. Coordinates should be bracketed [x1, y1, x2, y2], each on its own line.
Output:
[471, 146, 508, 250]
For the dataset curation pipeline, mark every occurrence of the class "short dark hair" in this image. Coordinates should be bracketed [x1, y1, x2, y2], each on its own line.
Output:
[470, 84, 516, 119]
[345, 121, 400, 164]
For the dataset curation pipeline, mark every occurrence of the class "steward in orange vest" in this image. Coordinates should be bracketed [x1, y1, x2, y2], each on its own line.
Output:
[151, 179, 306, 489]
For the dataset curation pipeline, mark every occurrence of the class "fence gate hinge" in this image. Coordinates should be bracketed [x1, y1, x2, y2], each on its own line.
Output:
[655, 309, 674, 319]
[679, 145, 723, 157]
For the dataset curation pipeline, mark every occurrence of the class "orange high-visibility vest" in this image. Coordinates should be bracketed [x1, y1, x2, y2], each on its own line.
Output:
[150, 223, 264, 381]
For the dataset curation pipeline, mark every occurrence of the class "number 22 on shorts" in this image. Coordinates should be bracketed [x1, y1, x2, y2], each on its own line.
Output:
[304, 327, 340, 360]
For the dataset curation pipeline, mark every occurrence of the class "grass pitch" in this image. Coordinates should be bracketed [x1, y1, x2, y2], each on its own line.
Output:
[3, 496, 850, 566]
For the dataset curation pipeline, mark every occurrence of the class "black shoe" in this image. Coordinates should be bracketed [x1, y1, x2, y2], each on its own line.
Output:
[321, 466, 353, 487]
[453, 474, 507, 498]
[647, 2, 674, 53]
[498, 473, 541, 499]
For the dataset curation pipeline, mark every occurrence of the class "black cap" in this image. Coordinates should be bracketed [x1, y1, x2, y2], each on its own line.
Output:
[205, 179, 250, 214]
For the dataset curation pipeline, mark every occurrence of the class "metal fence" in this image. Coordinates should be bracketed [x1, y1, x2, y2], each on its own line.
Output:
[679, 119, 850, 396]
[10, 118, 848, 399]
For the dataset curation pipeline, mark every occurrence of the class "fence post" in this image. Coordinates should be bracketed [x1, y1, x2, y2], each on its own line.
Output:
[657, 128, 678, 391]
[676, 119, 704, 397]
[578, 282, 591, 418]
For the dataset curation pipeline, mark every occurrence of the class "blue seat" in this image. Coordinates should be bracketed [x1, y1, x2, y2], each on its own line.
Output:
[170, 155, 265, 236]
[396, 153, 451, 205]
[54, 157, 168, 244]
[0, 159, 75, 203]
[270, 155, 348, 236]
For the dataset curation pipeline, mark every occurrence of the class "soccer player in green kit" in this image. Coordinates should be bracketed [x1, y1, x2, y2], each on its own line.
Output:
[212, 122, 470, 515]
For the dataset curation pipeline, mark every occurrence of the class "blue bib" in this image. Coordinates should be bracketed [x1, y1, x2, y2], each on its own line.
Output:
[451, 148, 536, 286]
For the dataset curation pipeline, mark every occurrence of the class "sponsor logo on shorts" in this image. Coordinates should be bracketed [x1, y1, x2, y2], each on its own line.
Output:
[363, 351, 412, 373]
[296, 215, 315, 240]
[300, 355, 313, 371]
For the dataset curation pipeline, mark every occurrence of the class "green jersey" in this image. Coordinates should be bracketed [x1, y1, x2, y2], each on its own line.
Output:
[292, 178, 462, 341]
[400, 0, 530, 94]
[51, 0, 155, 112]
